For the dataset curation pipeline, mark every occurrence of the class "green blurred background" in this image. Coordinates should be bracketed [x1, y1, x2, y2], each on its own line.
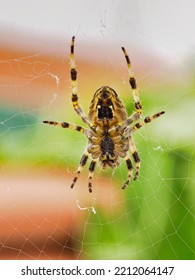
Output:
[0, 0, 194, 260]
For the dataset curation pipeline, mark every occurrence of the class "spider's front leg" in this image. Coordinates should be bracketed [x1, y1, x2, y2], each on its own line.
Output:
[122, 46, 142, 120]
[70, 36, 92, 128]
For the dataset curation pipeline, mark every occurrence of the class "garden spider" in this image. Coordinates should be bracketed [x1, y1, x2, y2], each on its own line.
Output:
[43, 36, 165, 192]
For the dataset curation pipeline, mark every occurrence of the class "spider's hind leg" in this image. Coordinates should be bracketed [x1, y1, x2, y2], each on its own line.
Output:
[88, 160, 97, 193]
[122, 138, 140, 190]
[70, 151, 89, 189]
[129, 136, 141, 180]
[122, 155, 133, 190]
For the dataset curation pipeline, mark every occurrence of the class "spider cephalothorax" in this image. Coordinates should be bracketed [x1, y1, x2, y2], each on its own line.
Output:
[88, 86, 127, 123]
[43, 36, 165, 192]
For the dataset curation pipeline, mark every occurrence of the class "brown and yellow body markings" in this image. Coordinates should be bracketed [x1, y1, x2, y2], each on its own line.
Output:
[43, 36, 165, 192]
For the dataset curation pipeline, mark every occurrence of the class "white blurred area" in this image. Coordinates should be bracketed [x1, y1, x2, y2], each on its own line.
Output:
[1, 0, 195, 62]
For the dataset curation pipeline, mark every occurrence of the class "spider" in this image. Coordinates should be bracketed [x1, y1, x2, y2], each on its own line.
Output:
[43, 36, 165, 193]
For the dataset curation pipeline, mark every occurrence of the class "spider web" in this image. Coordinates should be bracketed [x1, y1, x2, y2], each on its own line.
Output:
[0, 0, 195, 261]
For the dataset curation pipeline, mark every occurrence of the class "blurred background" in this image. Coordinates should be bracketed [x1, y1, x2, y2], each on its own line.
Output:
[0, 0, 194, 260]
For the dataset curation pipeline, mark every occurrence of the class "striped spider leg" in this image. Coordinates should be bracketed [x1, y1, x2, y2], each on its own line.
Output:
[44, 37, 97, 192]
[122, 46, 142, 122]
[121, 47, 164, 184]
[43, 120, 94, 190]
[130, 111, 165, 133]
[70, 36, 98, 191]
[121, 46, 142, 183]
[70, 36, 93, 128]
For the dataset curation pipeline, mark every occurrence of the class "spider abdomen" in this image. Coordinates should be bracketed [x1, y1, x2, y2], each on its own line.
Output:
[99, 135, 120, 169]
[100, 135, 114, 155]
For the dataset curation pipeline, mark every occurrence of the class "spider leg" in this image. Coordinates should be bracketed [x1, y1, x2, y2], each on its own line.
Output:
[122, 47, 142, 115]
[129, 136, 141, 180]
[122, 155, 133, 189]
[70, 36, 92, 127]
[124, 111, 140, 127]
[130, 111, 165, 133]
[43, 120, 86, 134]
[71, 151, 89, 189]
[88, 160, 97, 193]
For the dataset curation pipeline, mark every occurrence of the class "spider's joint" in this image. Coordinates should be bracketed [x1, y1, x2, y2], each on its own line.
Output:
[90, 125, 97, 132]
